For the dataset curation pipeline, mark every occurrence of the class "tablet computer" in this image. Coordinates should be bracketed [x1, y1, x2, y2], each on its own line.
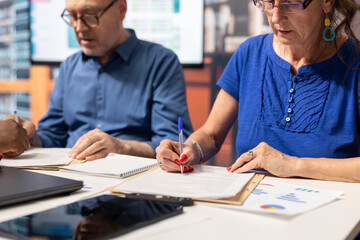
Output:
[0, 195, 183, 239]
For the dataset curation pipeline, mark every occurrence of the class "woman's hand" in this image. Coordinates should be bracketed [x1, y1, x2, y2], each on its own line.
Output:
[228, 142, 299, 178]
[155, 139, 198, 173]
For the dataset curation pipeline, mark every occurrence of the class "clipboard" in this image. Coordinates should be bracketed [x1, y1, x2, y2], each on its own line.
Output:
[195, 173, 265, 205]
[108, 167, 265, 206]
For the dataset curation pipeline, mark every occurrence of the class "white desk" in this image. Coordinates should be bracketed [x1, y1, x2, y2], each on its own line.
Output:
[0, 169, 359, 240]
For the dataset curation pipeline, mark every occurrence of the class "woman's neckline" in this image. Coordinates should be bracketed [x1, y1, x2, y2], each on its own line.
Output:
[266, 33, 352, 75]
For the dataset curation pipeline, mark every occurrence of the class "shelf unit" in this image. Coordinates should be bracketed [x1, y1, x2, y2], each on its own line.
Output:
[0, 65, 54, 126]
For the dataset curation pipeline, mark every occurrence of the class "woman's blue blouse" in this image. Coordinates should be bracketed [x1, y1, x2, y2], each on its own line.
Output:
[217, 33, 360, 158]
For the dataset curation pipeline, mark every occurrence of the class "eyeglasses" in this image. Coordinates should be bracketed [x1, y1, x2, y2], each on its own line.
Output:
[61, 0, 117, 28]
[252, 0, 313, 13]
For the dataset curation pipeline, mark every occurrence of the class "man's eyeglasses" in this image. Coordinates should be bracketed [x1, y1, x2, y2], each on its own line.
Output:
[61, 0, 117, 28]
[252, 0, 313, 13]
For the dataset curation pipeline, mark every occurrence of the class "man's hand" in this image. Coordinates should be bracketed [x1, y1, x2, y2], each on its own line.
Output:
[0, 119, 30, 157]
[68, 129, 127, 161]
[6, 114, 36, 139]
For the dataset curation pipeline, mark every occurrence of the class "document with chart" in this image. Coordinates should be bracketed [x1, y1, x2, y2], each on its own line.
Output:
[239, 179, 343, 216]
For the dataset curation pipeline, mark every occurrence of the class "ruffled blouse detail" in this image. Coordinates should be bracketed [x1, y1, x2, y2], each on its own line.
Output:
[259, 54, 333, 133]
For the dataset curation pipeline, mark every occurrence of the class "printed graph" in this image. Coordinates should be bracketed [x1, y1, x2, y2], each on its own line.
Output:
[295, 188, 320, 193]
[252, 188, 268, 195]
[260, 204, 285, 210]
[277, 193, 306, 203]
[260, 183, 274, 187]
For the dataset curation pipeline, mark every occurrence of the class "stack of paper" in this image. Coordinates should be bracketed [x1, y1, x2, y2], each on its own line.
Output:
[0, 148, 73, 169]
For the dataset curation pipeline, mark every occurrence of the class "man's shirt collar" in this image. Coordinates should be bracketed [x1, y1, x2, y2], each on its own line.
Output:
[82, 29, 138, 63]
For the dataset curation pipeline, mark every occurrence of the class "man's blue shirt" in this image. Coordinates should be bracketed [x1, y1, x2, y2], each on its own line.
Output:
[37, 29, 193, 150]
[217, 34, 360, 158]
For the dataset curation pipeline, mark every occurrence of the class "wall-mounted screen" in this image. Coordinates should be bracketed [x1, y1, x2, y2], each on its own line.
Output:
[30, 0, 204, 67]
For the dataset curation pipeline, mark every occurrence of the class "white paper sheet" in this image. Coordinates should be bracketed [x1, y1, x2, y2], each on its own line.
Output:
[240, 179, 343, 216]
[0, 147, 72, 167]
[204, 178, 344, 216]
[115, 165, 254, 199]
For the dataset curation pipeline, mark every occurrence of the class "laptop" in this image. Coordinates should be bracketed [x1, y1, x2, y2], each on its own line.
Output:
[0, 166, 83, 207]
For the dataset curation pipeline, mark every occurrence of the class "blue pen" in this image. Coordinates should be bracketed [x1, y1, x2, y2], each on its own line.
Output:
[13, 110, 19, 123]
[178, 117, 184, 174]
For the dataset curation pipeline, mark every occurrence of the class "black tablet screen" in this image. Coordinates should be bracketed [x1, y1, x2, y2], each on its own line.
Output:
[0, 195, 183, 239]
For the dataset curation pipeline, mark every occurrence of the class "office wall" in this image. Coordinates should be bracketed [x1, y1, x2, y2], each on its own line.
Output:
[0, 0, 30, 119]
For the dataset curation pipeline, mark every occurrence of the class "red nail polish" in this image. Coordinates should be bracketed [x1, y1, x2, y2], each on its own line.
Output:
[227, 166, 231, 171]
[183, 166, 188, 171]
[174, 159, 181, 165]
[188, 166, 194, 172]
[179, 154, 188, 163]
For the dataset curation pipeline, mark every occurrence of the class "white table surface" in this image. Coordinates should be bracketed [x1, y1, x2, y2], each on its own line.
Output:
[0, 169, 359, 240]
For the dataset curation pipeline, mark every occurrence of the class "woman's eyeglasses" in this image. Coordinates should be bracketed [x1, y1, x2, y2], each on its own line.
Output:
[252, 0, 313, 13]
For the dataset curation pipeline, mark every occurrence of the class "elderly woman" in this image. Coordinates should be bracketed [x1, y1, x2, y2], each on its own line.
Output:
[156, 0, 360, 182]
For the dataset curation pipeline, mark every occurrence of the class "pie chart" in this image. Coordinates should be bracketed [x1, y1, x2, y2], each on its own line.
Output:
[260, 204, 285, 210]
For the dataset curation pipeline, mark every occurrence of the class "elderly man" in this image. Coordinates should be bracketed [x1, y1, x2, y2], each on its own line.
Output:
[15, 0, 192, 161]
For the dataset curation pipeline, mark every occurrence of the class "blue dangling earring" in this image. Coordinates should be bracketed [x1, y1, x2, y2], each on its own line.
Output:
[322, 14, 336, 41]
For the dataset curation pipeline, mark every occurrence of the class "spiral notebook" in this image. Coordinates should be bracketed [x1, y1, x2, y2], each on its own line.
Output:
[59, 154, 159, 178]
